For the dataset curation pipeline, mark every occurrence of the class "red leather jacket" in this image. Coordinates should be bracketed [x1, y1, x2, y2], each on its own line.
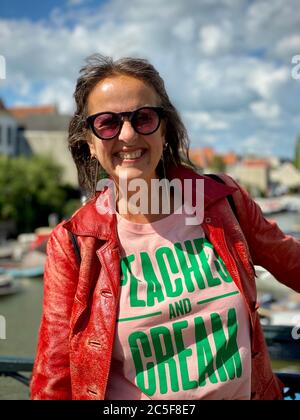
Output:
[30, 165, 300, 400]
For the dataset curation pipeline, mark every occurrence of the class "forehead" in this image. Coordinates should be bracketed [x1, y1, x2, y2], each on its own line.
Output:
[87, 75, 159, 114]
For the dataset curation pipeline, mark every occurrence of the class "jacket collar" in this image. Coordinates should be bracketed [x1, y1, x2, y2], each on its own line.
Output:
[167, 164, 237, 209]
[63, 193, 115, 241]
[63, 163, 237, 240]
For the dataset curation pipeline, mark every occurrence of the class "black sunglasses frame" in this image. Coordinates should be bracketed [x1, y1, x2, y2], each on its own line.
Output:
[86, 106, 165, 140]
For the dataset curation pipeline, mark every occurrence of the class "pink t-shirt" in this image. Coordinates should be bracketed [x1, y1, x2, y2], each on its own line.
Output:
[105, 209, 251, 400]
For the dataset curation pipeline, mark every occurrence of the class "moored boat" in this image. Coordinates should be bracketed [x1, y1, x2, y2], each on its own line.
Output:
[0, 265, 44, 279]
[0, 274, 22, 296]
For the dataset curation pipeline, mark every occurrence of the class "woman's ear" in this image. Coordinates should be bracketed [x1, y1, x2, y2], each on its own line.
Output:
[87, 136, 96, 157]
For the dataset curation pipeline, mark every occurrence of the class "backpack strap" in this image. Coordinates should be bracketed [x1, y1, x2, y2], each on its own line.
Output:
[206, 174, 239, 222]
[68, 231, 81, 265]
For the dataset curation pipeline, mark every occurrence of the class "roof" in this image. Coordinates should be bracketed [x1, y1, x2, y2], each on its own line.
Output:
[189, 147, 216, 168]
[223, 152, 238, 166]
[8, 105, 57, 120]
[242, 159, 270, 168]
[16, 113, 71, 131]
[7, 105, 71, 131]
[0, 98, 14, 118]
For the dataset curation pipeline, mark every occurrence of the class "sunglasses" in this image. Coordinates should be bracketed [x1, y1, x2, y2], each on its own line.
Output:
[86, 106, 164, 140]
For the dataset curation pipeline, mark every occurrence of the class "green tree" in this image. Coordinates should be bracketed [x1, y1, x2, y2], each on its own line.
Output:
[63, 199, 82, 218]
[210, 155, 226, 172]
[0, 155, 69, 233]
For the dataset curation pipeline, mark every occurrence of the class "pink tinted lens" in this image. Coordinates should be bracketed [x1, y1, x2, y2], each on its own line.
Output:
[133, 108, 159, 134]
[94, 113, 120, 138]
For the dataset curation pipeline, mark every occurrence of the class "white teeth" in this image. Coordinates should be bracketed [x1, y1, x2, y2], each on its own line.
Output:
[118, 150, 143, 159]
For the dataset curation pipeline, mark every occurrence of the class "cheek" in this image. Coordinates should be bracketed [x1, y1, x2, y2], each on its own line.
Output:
[95, 142, 115, 166]
[152, 134, 164, 154]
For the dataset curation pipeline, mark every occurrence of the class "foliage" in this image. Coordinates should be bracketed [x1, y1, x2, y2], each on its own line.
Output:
[210, 155, 226, 172]
[0, 155, 77, 233]
[63, 199, 82, 218]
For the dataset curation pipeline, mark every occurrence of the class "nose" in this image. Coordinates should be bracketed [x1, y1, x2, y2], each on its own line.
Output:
[118, 119, 138, 144]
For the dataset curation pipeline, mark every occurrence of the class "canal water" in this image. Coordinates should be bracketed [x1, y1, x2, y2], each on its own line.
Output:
[0, 277, 43, 399]
[0, 212, 300, 399]
[269, 212, 300, 233]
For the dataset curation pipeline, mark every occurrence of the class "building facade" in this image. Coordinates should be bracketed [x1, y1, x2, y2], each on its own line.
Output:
[0, 99, 19, 156]
[7, 104, 78, 186]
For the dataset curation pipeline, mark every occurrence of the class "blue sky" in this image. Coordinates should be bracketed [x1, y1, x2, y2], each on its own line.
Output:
[1, 0, 108, 21]
[1, 0, 61, 21]
[0, 0, 300, 158]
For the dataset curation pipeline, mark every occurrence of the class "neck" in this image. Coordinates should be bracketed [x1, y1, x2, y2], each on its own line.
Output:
[115, 176, 175, 223]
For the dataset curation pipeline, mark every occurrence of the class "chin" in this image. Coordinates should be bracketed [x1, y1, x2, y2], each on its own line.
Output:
[115, 167, 155, 183]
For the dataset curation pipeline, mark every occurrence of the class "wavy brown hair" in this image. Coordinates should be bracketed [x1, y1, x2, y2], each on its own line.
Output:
[68, 54, 192, 197]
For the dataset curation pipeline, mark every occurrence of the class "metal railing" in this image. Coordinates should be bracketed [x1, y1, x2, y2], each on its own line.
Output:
[0, 356, 299, 400]
[0, 356, 33, 387]
[277, 372, 300, 400]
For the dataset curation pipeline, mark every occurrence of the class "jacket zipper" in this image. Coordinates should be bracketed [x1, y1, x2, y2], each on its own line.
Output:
[215, 227, 255, 332]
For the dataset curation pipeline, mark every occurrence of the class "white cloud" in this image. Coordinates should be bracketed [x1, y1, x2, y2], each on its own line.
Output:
[172, 17, 196, 43]
[184, 111, 230, 131]
[0, 0, 299, 158]
[195, 61, 221, 89]
[250, 101, 281, 121]
[239, 135, 274, 156]
[246, 65, 289, 100]
[193, 57, 264, 111]
[246, 0, 300, 53]
[198, 24, 232, 56]
[37, 78, 75, 114]
[68, 0, 87, 5]
[201, 135, 218, 145]
[275, 34, 300, 59]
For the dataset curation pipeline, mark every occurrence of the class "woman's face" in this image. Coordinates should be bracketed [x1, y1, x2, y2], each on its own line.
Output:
[87, 74, 165, 185]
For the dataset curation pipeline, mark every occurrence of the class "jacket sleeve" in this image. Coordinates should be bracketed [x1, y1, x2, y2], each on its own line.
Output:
[223, 174, 300, 293]
[30, 223, 79, 400]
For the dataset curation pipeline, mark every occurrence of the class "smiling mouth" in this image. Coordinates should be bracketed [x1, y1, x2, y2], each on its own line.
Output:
[115, 149, 147, 161]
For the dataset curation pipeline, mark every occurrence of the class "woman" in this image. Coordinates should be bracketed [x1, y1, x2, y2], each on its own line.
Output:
[31, 54, 300, 400]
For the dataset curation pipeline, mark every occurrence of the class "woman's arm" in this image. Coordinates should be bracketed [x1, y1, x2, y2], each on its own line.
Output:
[30, 223, 79, 400]
[224, 175, 300, 293]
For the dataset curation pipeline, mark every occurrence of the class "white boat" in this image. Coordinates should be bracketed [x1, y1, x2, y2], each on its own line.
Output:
[255, 265, 294, 300]
[0, 274, 22, 296]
